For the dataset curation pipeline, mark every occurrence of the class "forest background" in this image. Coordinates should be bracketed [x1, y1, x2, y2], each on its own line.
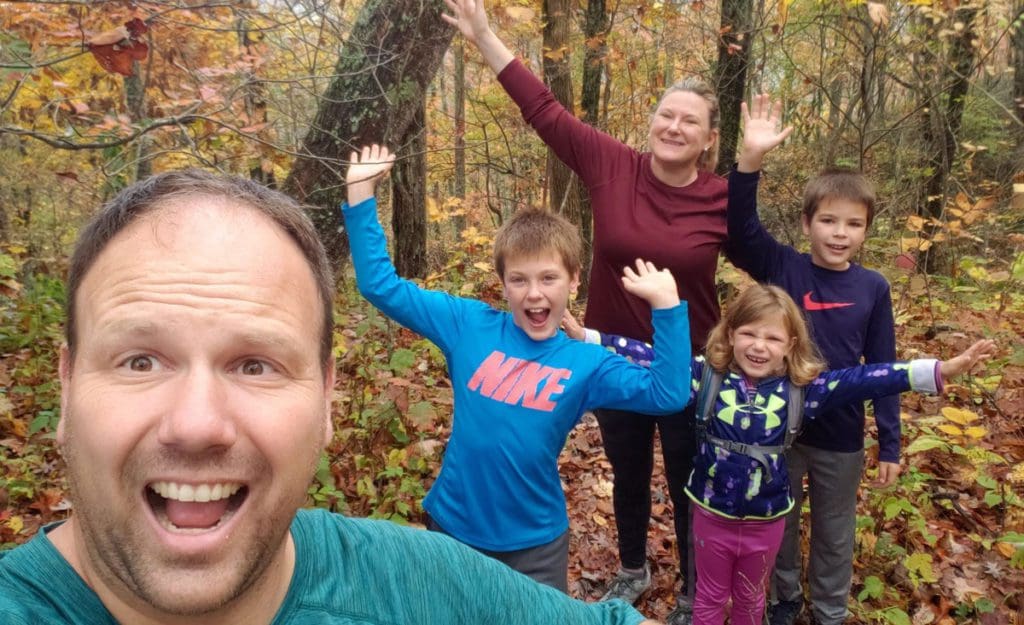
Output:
[1, 0, 1023, 622]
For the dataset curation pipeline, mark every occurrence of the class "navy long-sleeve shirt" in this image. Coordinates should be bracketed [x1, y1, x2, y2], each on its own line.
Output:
[724, 169, 901, 461]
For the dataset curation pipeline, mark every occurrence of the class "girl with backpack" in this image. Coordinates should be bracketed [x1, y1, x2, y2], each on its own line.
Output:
[571, 283, 994, 625]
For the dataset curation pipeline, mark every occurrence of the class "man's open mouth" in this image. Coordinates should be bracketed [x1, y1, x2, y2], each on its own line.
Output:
[147, 481, 247, 532]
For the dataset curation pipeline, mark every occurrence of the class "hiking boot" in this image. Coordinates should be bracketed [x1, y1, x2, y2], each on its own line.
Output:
[666, 596, 693, 625]
[768, 599, 803, 625]
[600, 566, 651, 604]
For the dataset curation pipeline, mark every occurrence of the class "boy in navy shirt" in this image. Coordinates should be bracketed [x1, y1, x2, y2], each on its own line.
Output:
[343, 144, 691, 593]
[724, 96, 900, 625]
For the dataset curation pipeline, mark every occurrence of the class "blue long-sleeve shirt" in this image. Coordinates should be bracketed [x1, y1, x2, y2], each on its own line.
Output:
[343, 197, 691, 551]
[724, 169, 901, 462]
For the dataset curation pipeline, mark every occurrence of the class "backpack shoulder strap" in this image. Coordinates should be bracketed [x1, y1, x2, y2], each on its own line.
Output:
[783, 382, 806, 449]
[696, 363, 724, 424]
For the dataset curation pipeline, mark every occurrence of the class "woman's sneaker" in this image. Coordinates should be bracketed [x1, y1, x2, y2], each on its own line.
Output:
[599, 566, 651, 604]
[666, 596, 694, 625]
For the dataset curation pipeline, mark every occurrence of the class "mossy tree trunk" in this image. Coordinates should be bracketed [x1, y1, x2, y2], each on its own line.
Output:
[714, 0, 754, 176]
[284, 0, 454, 275]
[392, 102, 427, 279]
[542, 0, 589, 292]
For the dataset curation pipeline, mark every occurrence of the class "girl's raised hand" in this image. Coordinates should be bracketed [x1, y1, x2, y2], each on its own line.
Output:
[621, 259, 680, 310]
[560, 309, 585, 341]
[441, 0, 492, 45]
[939, 339, 997, 379]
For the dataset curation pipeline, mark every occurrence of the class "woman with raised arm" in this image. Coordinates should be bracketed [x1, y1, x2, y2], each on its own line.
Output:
[443, 2, 729, 622]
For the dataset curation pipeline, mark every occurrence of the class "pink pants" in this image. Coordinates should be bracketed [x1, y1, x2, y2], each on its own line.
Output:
[692, 505, 786, 625]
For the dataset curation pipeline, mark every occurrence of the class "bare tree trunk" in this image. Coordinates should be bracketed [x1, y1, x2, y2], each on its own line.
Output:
[284, 0, 455, 274]
[921, 7, 978, 274]
[453, 38, 467, 235]
[542, 0, 583, 216]
[238, 14, 275, 187]
[393, 102, 427, 279]
[714, 0, 754, 175]
[855, 3, 884, 167]
[542, 0, 588, 294]
[575, 0, 607, 298]
[125, 60, 152, 180]
[1014, 0, 1024, 125]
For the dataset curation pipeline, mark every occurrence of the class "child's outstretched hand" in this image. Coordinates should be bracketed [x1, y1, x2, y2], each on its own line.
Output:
[737, 94, 793, 173]
[561, 309, 585, 341]
[346, 144, 396, 205]
[939, 339, 997, 379]
[621, 259, 680, 310]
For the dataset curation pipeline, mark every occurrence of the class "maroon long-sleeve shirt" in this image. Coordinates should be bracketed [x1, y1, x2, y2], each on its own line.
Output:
[498, 60, 728, 348]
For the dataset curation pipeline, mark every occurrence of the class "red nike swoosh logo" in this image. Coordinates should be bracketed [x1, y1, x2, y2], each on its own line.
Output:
[803, 291, 854, 311]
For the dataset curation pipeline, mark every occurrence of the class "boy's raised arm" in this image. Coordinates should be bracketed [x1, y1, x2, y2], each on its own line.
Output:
[724, 95, 793, 280]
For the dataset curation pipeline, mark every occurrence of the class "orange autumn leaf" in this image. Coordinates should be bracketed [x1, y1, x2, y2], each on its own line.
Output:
[87, 18, 149, 77]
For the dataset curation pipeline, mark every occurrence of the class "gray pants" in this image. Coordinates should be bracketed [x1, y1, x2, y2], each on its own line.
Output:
[772, 443, 864, 625]
[426, 514, 570, 593]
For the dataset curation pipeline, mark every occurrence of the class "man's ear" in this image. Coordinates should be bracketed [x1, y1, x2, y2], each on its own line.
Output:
[321, 359, 336, 448]
[57, 344, 72, 445]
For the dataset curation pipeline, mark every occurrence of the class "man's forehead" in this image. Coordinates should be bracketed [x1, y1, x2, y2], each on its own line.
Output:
[125, 195, 284, 244]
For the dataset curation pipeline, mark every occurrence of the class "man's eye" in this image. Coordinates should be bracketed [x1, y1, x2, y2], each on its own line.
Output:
[127, 355, 155, 372]
[239, 359, 270, 376]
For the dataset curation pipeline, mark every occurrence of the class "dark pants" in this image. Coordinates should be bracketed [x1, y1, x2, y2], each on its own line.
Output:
[596, 404, 697, 592]
[425, 514, 570, 593]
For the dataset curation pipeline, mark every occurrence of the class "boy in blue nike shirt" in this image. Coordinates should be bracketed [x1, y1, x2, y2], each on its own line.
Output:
[724, 96, 900, 625]
[343, 144, 691, 594]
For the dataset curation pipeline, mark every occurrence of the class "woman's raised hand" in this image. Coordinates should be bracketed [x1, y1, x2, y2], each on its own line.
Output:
[441, 0, 492, 46]
[441, 0, 515, 72]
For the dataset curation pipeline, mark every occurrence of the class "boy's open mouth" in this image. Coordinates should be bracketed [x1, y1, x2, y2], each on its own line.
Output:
[147, 481, 248, 532]
[525, 307, 550, 326]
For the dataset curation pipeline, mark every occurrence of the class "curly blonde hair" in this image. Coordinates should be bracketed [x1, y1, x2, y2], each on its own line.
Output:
[705, 285, 825, 385]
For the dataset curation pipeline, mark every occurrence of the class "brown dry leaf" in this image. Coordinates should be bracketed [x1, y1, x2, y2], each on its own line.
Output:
[504, 6, 535, 22]
[88, 25, 130, 47]
[867, 2, 890, 27]
[995, 542, 1016, 558]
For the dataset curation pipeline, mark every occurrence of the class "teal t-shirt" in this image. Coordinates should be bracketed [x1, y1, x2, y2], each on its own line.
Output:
[0, 508, 645, 624]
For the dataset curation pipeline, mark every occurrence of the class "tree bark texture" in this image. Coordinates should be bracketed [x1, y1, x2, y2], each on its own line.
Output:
[392, 103, 428, 279]
[542, 0, 590, 291]
[238, 16, 275, 188]
[575, 0, 607, 297]
[1014, 1, 1024, 125]
[453, 38, 467, 235]
[921, 7, 978, 273]
[714, 0, 754, 175]
[284, 0, 455, 273]
[125, 61, 152, 181]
